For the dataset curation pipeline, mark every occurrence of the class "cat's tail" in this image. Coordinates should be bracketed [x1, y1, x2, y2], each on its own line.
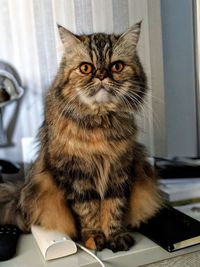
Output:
[0, 182, 29, 231]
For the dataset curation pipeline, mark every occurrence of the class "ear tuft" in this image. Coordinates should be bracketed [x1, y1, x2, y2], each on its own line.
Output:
[57, 25, 80, 46]
[112, 21, 142, 60]
[118, 21, 142, 48]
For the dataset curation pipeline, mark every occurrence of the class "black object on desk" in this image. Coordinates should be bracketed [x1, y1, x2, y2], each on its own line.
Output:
[139, 206, 200, 252]
[0, 225, 22, 261]
[154, 157, 200, 178]
[0, 159, 20, 183]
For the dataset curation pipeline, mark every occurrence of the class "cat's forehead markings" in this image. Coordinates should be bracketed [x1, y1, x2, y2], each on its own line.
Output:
[90, 35, 103, 65]
[88, 34, 113, 67]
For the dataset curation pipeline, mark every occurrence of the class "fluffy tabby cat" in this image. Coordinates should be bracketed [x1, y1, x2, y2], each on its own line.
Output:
[0, 22, 161, 252]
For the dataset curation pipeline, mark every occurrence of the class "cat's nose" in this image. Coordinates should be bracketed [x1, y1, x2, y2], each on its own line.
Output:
[95, 68, 108, 81]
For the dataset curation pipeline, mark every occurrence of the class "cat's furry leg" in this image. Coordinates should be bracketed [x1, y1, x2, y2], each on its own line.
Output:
[19, 154, 77, 238]
[0, 182, 29, 231]
[126, 159, 162, 228]
[72, 201, 106, 250]
[101, 198, 134, 252]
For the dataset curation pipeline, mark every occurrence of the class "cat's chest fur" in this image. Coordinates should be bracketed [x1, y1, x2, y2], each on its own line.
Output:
[49, 111, 135, 155]
[47, 115, 134, 198]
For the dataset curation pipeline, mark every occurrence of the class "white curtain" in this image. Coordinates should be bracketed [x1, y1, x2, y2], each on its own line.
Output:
[0, 0, 58, 161]
[0, 0, 163, 162]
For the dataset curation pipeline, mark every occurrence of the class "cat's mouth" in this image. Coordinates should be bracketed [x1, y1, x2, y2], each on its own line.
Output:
[98, 84, 108, 91]
[78, 83, 115, 106]
[93, 84, 112, 103]
[89, 84, 110, 95]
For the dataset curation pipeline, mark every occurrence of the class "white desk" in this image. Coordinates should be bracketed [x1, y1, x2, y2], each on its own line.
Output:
[1, 232, 200, 267]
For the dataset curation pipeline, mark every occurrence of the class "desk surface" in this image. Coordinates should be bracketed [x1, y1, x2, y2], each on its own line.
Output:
[1, 231, 200, 267]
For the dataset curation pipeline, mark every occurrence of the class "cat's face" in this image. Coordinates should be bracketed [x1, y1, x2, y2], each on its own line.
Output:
[58, 22, 146, 113]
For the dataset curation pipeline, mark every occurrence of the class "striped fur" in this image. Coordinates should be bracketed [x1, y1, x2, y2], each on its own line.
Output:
[0, 23, 162, 252]
[0, 182, 28, 231]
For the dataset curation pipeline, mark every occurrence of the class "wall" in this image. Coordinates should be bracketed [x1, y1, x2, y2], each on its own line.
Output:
[161, 0, 198, 157]
[0, 0, 58, 162]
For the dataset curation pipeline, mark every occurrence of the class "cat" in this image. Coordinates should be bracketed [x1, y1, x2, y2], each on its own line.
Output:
[0, 22, 162, 252]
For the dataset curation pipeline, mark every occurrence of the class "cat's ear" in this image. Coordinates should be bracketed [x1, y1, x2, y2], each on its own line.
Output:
[113, 21, 142, 55]
[57, 25, 81, 47]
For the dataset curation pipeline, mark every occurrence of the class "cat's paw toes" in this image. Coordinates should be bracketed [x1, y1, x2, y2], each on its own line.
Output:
[107, 232, 135, 252]
[83, 231, 106, 251]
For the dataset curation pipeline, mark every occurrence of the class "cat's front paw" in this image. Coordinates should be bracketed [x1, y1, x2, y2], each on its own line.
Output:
[107, 232, 135, 252]
[82, 230, 106, 251]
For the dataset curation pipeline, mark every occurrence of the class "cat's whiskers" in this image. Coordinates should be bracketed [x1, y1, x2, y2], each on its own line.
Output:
[116, 89, 136, 115]
[56, 93, 78, 139]
[118, 88, 148, 133]
[57, 94, 77, 128]
[113, 94, 134, 134]
[113, 88, 145, 135]
[129, 90, 162, 133]
[131, 84, 164, 104]
[128, 90, 154, 133]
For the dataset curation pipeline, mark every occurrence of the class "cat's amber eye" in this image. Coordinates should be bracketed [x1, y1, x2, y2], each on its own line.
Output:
[111, 61, 124, 73]
[80, 63, 93, 74]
